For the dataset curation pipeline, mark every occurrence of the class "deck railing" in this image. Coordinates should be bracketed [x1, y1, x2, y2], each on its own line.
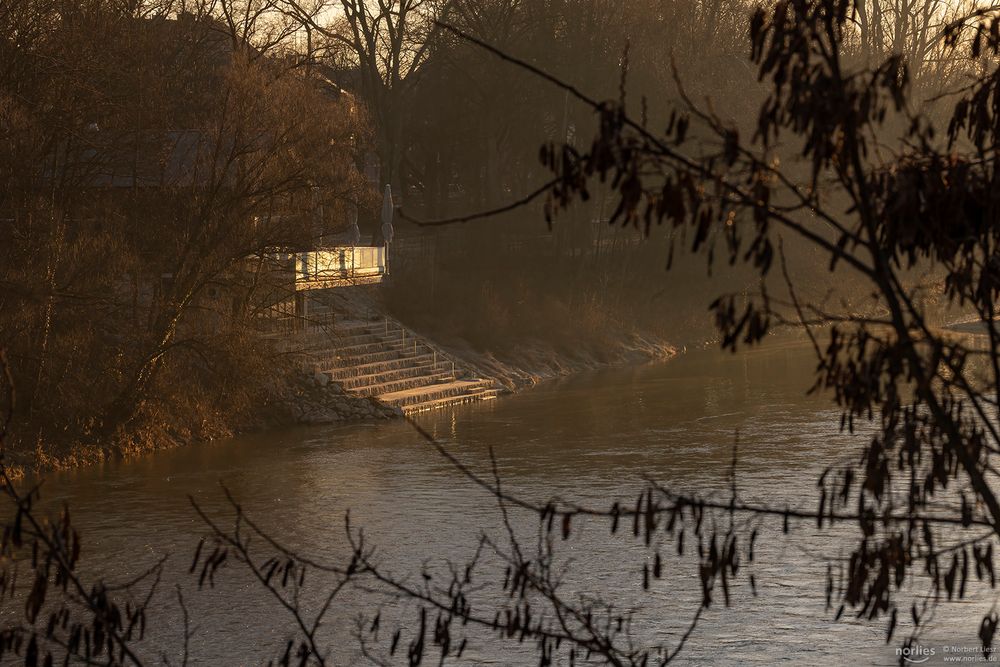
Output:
[295, 246, 386, 288]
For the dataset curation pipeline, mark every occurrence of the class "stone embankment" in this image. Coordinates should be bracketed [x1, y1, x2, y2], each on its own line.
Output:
[279, 372, 402, 425]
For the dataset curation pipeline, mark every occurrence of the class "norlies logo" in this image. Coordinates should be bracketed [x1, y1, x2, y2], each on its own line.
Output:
[896, 644, 936, 663]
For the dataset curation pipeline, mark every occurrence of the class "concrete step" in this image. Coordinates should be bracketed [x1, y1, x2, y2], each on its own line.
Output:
[371, 331, 430, 349]
[322, 324, 371, 339]
[328, 348, 429, 367]
[331, 319, 373, 333]
[272, 328, 376, 355]
[267, 330, 338, 351]
[334, 363, 452, 390]
[379, 379, 497, 408]
[401, 388, 501, 415]
[333, 339, 413, 357]
[329, 331, 384, 347]
[342, 337, 433, 357]
[351, 372, 456, 396]
[307, 342, 430, 370]
[325, 353, 437, 378]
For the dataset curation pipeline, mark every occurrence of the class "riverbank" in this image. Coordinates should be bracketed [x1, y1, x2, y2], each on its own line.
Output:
[425, 332, 677, 392]
[269, 326, 676, 426]
[265, 286, 677, 424]
[7, 308, 676, 477]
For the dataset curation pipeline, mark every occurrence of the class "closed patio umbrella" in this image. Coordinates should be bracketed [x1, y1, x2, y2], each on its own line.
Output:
[346, 202, 361, 246]
[380, 184, 394, 244]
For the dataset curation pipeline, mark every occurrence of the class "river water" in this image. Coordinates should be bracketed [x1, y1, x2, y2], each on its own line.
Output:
[36, 338, 997, 666]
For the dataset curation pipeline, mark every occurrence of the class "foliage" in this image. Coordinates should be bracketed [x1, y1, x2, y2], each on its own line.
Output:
[526, 0, 1000, 657]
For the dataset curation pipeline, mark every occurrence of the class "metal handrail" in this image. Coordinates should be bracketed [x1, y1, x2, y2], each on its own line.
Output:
[379, 317, 475, 382]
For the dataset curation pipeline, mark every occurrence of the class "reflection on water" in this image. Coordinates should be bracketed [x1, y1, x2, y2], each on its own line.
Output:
[36, 338, 993, 665]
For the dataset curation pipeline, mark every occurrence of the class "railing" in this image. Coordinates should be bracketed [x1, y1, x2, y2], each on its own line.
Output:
[295, 246, 386, 288]
[256, 299, 337, 337]
[382, 317, 466, 381]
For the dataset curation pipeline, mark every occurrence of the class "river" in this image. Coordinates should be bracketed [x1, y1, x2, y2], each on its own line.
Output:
[36, 338, 995, 666]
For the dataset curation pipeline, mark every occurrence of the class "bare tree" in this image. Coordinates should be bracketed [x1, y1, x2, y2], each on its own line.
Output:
[0, 0, 370, 465]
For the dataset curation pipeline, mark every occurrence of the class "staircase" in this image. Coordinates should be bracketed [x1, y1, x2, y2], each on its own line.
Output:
[311, 319, 501, 415]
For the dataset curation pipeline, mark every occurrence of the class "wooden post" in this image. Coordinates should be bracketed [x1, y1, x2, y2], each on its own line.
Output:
[294, 292, 305, 332]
